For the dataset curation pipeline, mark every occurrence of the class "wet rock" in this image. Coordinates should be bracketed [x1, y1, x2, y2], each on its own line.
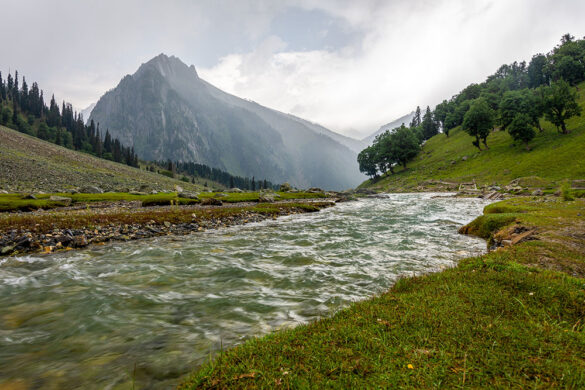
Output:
[201, 198, 223, 206]
[1, 245, 15, 255]
[72, 235, 88, 248]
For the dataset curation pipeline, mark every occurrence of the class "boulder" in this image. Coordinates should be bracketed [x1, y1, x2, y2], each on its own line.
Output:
[462, 156, 468, 161]
[258, 193, 276, 203]
[80, 186, 103, 194]
[227, 188, 243, 193]
[279, 182, 292, 192]
[531, 189, 543, 196]
[307, 187, 323, 193]
[23, 194, 37, 199]
[175, 185, 184, 193]
[178, 191, 199, 199]
[49, 195, 72, 205]
[129, 191, 147, 196]
[201, 198, 223, 206]
[0, 190, 8, 194]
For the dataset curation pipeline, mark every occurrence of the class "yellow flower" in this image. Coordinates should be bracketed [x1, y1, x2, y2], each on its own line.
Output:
[407, 364, 414, 370]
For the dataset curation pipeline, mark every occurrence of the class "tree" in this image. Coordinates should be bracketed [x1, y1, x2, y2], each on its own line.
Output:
[542, 80, 582, 134]
[409, 106, 421, 128]
[527, 54, 549, 88]
[552, 55, 585, 85]
[374, 132, 396, 174]
[389, 125, 420, 168]
[433, 100, 450, 136]
[421, 106, 439, 140]
[462, 98, 494, 150]
[508, 113, 536, 147]
[497, 89, 544, 132]
[251, 177, 255, 191]
[229, 176, 234, 188]
[357, 145, 378, 178]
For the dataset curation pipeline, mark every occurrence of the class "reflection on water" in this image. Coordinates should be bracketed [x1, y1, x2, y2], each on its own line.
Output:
[0, 194, 491, 389]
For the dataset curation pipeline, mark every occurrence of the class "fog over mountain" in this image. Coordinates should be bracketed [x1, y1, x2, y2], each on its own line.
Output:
[89, 54, 365, 190]
[362, 112, 416, 146]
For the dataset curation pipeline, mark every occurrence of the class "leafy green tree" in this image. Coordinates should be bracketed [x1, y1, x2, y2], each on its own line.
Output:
[433, 100, 450, 136]
[462, 98, 494, 150]
[542, 80, 582, 134]
[527, 54, 549, 88]
[500, 89, 545, 133]
[373, 132, 396, 174]
[552, 55, 585, 85]
[389, 125, 420, 168]
[508, 113, 536, 147]
[357, 145, 378, 178]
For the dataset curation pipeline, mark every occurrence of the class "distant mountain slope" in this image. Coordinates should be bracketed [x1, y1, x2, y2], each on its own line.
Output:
[359, 83, 585, 192]
[0, 125, 208, 193]
[89, 54, 364, 190]
[80, 102, 96, 124]
[362, 112, 415, 145]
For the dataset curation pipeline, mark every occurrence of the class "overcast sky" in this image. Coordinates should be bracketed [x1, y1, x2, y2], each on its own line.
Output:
[1, 0, 584, 138]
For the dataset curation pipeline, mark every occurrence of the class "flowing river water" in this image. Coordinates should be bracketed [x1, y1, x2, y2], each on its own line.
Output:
[0, 194, 492, 389]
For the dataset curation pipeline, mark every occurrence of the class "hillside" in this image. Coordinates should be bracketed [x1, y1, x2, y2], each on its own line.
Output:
[360, 83, 585, 192]
[0, 125, 213, 193]
[89, 54, 364, 190]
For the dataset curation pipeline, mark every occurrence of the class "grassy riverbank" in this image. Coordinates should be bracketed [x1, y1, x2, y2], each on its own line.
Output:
[180, 196, 585, 389]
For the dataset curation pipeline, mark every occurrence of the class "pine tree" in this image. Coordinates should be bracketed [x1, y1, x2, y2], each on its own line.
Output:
[409, 106, 421, 128]
[0, 71, 5, 102]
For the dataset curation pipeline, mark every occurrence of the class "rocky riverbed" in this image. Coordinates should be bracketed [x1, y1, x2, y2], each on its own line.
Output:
[0, 200, 335, 257]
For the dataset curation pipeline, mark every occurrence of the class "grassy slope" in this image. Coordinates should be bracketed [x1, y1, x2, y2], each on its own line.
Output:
[361, 83, 585, 192]
[180, 197, 585, 389]
[0, 125, 215, 192]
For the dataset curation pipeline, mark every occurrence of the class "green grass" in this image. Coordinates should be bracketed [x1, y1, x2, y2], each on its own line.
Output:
[179, 198, 585, 389]
[361, 82, 585, 192]
[0, 191, 328, 212]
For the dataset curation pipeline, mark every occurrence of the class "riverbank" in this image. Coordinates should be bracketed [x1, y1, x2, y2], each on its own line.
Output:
[180, 196, 585, 389]
[0, 196, 336, 256]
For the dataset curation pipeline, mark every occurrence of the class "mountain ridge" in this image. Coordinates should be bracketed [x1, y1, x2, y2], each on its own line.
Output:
[89, 54, 364, 190]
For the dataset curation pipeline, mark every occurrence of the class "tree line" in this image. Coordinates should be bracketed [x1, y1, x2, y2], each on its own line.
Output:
[0, 70, 138, 167]
[151, 160, 279, 191]
[358, 33, 584, 179]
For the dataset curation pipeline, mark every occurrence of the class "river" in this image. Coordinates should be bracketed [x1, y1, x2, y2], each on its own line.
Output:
[0, 193, 491, 389]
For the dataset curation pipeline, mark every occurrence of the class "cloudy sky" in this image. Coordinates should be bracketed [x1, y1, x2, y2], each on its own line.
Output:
[1, 0, 584, 138]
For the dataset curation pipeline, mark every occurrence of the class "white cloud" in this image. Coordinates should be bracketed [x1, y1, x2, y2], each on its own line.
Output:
[3, 0, 585, 138]
[200, 0, 585, 138]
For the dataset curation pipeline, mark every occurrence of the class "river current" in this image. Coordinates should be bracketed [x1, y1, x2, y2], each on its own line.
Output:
[0, 194, 491, 389]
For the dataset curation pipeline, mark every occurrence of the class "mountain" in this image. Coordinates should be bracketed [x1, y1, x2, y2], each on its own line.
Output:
[89, 54, 364, 190]
[362, 112, 415, 145]
[80, 102, 96, 124]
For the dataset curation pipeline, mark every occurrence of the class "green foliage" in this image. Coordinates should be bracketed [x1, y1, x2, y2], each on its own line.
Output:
[508, 113, 536, 145]
[560, 181, 575, 201]
[462, 98, 494, 150]
[357, 145, 378, 178]
[542, 79, 582, 134]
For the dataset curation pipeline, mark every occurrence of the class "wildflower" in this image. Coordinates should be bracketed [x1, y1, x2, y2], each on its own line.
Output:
[407, 364, 414, 369]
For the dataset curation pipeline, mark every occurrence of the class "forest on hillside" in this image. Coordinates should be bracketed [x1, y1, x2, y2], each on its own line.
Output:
[358, 33, 585, 178]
